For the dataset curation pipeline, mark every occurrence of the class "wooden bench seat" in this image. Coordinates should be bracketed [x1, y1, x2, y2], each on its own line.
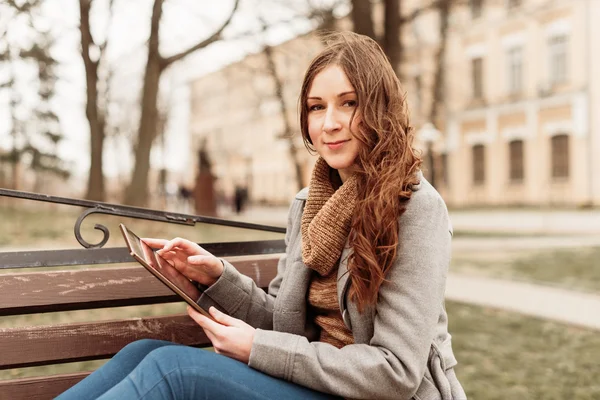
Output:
[0, 252, 281, 400]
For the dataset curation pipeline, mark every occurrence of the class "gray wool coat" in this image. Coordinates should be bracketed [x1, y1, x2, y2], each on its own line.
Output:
[197, 172, 467, 400]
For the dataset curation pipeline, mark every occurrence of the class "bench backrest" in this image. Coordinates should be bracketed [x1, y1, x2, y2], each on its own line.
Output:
[0, 246, 281, 399]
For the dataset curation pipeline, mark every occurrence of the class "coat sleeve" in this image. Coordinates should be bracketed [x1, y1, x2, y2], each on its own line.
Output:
[248, 189, 451, 400]
[195, 196, 303, 330]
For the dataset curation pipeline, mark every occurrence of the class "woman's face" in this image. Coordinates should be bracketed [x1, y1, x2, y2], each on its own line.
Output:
[306, 65, 361, 183]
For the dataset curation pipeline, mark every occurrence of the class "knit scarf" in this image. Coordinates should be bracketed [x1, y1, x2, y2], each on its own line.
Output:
[301, 157, 359, 276]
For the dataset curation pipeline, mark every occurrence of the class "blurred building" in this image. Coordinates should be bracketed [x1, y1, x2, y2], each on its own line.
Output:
[187, 33, 330, 206]
[189, 0, 599, 207]
[427, 0, 599, 207]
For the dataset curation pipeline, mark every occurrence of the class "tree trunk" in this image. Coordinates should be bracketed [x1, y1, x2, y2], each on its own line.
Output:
[123, 0, 239, 206]
[351, 0, 376, 41]
[383, 0, 402, 78]
[428, 0, 452, 189]
[80, 0, 106, 201]
[123, 0, 164, 206]
[263, 45, 304, 192]
[429, 0, 451, 124]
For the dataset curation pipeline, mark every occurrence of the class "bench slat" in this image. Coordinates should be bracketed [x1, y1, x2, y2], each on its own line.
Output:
[0, 314, 211, 369]
[0, 240, 285, 269]
[0, 255, 280, 316]
[0, 372, 89, 400]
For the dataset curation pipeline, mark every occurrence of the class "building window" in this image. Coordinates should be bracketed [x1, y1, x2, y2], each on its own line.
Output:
[551, 134, 569, 179]
[472, 57, 484, 99]
[507, 0, 521, 9]
[472, 144, 485, 185]
[507, 47, 523, 95]
[471, 0, 483, 18]
[508, 140, 524, 182]
[548, 35, 568, 85]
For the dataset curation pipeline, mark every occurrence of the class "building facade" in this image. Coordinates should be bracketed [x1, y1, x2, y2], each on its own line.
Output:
[429, 0, 599, 207]
[189, 0, 599, 207]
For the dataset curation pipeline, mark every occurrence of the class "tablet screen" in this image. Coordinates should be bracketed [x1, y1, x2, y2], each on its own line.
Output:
[121, 225, 201, 302]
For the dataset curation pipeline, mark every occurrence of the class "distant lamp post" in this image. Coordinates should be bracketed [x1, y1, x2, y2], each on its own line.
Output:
[418, 122, 441, 188]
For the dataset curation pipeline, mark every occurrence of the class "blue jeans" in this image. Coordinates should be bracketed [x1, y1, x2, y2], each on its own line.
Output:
[55, 339, 340, 400]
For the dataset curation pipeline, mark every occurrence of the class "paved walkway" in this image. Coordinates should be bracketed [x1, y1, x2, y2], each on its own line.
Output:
[222, 205, 600, 235]
[449, 209, 600, 235]
[446, 273, 600, 331]
[451, 235, 600, 253]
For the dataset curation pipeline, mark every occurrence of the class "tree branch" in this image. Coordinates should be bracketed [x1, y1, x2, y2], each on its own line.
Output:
[79, 0, 97, 70]
[162, 0, 241, 67]
[97, 0, 115, 57]
[401, 0, 467, 24]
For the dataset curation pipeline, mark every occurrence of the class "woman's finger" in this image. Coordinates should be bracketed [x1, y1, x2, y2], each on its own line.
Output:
[187, 255, 220, 267]
[209, 307, 239, 327]
[164, 238, 213, 256]
[157, 250, 177, 260]
[163, 238, 199, 253]
[141, 238, 168, 249]
[187, 306, 224, 333]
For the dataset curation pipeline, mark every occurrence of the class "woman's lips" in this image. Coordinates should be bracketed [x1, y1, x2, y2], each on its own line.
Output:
[326, 139, 349, 150]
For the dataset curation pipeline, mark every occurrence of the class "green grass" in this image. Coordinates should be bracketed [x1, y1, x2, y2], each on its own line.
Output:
[448, 302, 600, 400]
[452, 247, 600, 293]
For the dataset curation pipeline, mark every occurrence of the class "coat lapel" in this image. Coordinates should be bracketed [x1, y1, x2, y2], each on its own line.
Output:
[337, 242, 375, 343]
[337, 244, 352, 312]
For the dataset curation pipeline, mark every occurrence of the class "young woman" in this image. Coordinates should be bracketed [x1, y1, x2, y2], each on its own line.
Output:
[57, 32, 466, 400]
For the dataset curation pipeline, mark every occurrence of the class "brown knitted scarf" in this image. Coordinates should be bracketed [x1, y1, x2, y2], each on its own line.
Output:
[302, 157, 358, 276]
[302, 157, 358, 348]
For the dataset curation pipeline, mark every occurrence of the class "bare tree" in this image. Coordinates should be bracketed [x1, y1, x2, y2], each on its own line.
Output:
[383, 0, 402, 77]
[264, 47, 304, 192]
[426, 0, 453, 188]
[350, 0, 403, 77]
[0, 1, 69, 190]
[351, 0, 376, 40]
[79, 0, 115, 201]
[350, 0, 454, 79]
[428, 0, 452, 124]
[124, 0, 241, 206]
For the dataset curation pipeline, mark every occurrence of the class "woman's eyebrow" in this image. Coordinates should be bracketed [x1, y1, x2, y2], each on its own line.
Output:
[307, 91, 356, 100]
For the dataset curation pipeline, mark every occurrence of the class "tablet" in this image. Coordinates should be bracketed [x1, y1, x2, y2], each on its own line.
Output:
[119, 223, 214, 320]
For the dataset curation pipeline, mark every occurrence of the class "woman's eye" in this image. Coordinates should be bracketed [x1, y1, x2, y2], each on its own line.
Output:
[344, 100, 357, 107]
[309, 104, 324, 111]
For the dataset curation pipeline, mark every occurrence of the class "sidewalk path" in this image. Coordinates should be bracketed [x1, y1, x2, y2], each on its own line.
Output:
[446, 273, 600, 331]
[223, 205, 600, 235]
[451, 235, 600, 253]
[449, 209, 600, 235]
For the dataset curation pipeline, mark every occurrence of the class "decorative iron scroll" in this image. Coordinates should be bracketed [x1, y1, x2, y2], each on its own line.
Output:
[0, 188, 286, 249]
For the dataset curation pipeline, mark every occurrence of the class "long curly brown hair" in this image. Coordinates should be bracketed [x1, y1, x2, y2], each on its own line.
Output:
[299, 32, 422, 312]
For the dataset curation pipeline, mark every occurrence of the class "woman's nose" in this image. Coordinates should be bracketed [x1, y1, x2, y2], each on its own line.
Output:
[322, 108, 342, 133]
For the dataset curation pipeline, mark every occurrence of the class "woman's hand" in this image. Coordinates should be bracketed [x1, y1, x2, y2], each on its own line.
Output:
[142, 237, 224, 286]
[187, 306, 255, 364]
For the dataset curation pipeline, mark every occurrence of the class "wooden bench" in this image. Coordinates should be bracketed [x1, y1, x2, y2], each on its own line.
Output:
[0, 190, 285, 399]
